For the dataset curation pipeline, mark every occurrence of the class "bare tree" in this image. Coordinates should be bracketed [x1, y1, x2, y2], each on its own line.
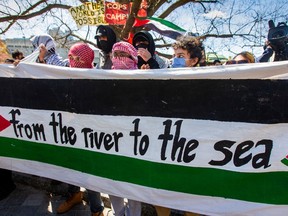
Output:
[0, 0, 287, 57]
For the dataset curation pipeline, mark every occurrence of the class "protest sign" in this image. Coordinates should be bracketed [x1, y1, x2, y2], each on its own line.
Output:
[69, 1, 106, 27]
[105, 2, 131, 25]
[1, 61, 288, 215]
[70, 0, 147, 26]
[104, 0, 147, 25]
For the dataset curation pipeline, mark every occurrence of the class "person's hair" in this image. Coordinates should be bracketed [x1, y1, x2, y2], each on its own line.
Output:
[12, 50, 23, 59]
[172, 36, 204, 65]
[5, 58, 15, 64]
[233, 51, 255, 63]
[213, 59, 221, 64]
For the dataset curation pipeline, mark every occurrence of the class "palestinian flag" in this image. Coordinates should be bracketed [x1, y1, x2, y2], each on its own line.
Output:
[133, 16, 186, 39]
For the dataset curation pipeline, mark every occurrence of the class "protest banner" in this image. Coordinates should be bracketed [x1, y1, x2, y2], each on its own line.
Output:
[105, 1, 131, 25]
[69, 1, 106, 27]
[1, 61, 288, 215]
[69, 0, 147, 26]
[104, 0, 147, 25]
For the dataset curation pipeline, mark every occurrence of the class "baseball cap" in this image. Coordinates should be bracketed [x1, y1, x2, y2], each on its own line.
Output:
[95, 27, 107, 38]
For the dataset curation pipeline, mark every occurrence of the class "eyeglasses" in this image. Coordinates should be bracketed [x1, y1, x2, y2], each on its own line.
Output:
[225, 59, 249, 65]
[112, 51, 133, 59]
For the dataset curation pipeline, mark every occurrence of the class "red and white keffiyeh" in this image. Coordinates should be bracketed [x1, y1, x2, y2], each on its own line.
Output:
[68, 43, 94, 68]
[111, 42, 138, 69]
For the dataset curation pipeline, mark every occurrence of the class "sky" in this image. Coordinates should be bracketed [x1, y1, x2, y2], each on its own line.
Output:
[1, 0, 288, 59]
[154, 0, 288, 58]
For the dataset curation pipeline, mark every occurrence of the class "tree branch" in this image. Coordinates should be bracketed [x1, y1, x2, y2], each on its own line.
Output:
[120, 0, 142, 40]
[0, 3, 71, 22]
[159, 0, 217, 19]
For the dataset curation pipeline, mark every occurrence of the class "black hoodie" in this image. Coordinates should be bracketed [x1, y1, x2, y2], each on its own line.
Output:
[95, 25, 117, 54]
[95, 25, 117, 69]
[132, 31, 160, 69]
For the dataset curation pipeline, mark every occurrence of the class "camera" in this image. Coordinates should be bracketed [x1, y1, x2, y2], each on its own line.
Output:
[267, 20, 288, 61]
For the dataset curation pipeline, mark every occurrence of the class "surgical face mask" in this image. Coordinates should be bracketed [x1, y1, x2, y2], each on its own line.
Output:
[171, 57, 187, 68]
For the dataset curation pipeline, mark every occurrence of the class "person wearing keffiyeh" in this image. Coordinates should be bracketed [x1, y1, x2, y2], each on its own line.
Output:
[68, 43, 95, 68]
[109, 41, 142, 216]
[111, 41, 138, 70]
[30, 34, 69, 66]
[56, 42, 105, 216]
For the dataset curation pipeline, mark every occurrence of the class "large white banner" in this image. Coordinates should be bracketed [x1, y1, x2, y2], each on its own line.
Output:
[0, 61, 288, 215]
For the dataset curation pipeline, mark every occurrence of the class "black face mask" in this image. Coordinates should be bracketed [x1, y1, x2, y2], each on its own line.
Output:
[136, 43, 149, 50]
[99, 40, 111, 53]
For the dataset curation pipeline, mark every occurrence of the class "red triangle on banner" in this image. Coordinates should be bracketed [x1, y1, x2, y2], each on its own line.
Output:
[0, 115, 11, 132]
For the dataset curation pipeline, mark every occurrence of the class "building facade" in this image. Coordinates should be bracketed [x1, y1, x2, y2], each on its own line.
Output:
[5, 37, 34, 58]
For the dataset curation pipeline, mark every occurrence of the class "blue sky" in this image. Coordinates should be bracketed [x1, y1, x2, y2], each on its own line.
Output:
[157, 0, 288, 58]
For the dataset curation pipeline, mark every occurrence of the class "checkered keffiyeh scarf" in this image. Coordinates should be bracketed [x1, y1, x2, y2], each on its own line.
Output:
[111, 41, 138, 69]
[30, 34, 56, 54]
[68, 43, 94, 68]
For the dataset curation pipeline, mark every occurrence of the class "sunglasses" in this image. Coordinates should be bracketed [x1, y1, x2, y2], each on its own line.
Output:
[225, 60, 249, 65]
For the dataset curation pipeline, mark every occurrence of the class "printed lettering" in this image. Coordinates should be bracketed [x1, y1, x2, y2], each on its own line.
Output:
[9, 109, 46, 141]
[82, 127, 123, 152]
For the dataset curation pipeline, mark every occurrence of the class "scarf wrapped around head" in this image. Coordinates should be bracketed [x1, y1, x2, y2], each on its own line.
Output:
[111, 41, 138, 69]
[30, 34, 56, 54]
[68, 43, 94, 68]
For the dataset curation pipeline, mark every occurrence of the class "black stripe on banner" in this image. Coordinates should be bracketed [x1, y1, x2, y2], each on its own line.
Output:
[1, 78, 288, 123]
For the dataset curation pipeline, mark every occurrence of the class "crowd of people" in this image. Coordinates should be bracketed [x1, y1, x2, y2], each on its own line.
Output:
[5, 26, 274, 69]
[1, 25, 277, 216]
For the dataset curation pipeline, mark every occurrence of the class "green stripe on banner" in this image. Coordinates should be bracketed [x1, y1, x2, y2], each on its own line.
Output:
[1, 136, 287, 205]
[281, 157, 288, 166]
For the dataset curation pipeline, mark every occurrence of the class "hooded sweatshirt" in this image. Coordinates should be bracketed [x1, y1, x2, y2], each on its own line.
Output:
[132, 31, 160, 69]
[95, 25, 117, 69]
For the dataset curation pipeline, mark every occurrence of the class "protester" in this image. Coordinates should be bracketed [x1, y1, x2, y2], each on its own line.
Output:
[26, 40, 104, 215]
[156, 35, 204, 214]
[12, 50, 24, 60]
[30, 34, 69, 66]
[132, 31, 169, 69]
[68, 43, 94, 68]
[95, 25, 117, 69]
[109, 41, 141, 216]
[2, 36, 69, 205]
[0, 169, 16, 201]
[96, 28, 142, 215]
[225, 51, 255, 65]
[111, 41, 138, 70]
[95, 27, 143, 215]
[56, 43, 104, 216]
[171, 35, 204, 68]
